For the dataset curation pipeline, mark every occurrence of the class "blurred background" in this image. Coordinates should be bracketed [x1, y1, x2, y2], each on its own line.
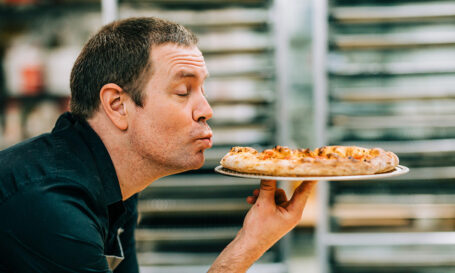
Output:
[1, 0, 455, 272]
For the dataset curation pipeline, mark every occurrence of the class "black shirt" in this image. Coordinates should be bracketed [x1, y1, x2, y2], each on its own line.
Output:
[0, 112, 139, 273]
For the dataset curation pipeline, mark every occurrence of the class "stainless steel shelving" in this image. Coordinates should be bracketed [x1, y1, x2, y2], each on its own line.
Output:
[315, 0, 455, 272]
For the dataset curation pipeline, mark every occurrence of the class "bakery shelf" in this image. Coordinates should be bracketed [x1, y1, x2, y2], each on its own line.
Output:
[0, 93, 69, 103]
[337, 139, 455, 155]
[329, 127, 455, 142]
[328, 61, 455, 76]
[331, 114, 455, 129]
[198, 32, 272, 54]
[331, 191, 455, 232]
[138, 252, 219, 266]
[119, 6, 269, 28]
[0, 2, 100, 18]
[212, 125, 273, 146]
[138, 198, 249, 215]
[333, 266, 454, 273]
[205, 77, 275, 104]
[331, 88, 455, 102]
[330, 73, 455, 100]
[135, 227, 239, 242]
[316, 0, 455, 272]
[204, 53, 274, 77]
[331, 2, 455, 24]
[209, 117, 273, 127]
[208, 97, 274, 105]
[330, 100, 455, 116]
[209, 104, 271, 126]
[331, 32, 455, 50]
[119, 0, 269, 6]
[335, 193, 455, 205]
[139, 262, 286, 273]
[332, 203, 455, 222]
[334, 245, 455, 267]
[323, 232, 455, 246]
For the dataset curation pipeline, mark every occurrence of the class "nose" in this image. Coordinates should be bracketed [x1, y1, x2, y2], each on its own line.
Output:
[193, 92, 213, 122]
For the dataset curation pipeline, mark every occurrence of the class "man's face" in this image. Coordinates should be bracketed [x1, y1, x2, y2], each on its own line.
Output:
[128, 43, 213, 173]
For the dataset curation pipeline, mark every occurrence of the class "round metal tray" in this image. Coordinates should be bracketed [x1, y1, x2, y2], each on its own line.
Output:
[214, 165, 409, 181]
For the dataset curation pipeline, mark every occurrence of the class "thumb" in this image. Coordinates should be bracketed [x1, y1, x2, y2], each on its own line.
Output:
[258, 179, 277, 201]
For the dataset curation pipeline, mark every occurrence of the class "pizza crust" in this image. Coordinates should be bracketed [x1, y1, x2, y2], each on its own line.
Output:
[220, 145, 399, 177]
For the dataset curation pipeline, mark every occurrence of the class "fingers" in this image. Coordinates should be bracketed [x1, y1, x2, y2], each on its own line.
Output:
[287, 180, 317, 212]
[247, 188, 288, 205]
[275, 189, 288, 205]
[258, 179, 277, 201]
[253, 189, 259, 196]
[246, 196, 257, 204]
[246, 189, 259, 204]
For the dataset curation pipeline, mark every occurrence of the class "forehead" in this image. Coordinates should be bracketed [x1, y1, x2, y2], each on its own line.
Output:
[151, 44, 208, 78]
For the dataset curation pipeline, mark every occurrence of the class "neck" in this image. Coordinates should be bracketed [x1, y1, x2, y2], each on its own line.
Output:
[88, 112, 167, 200]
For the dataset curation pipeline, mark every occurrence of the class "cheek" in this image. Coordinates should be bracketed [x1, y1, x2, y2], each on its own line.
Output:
[137, 101, 193, 143]
[159, 105, 191, 131]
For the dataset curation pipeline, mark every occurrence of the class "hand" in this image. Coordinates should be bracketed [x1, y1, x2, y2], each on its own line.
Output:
[208, 179, 317, 273]
[240, 180, 317, 252]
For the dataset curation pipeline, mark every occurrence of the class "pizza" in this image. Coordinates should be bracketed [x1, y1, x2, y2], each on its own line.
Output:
[220, 145, 399, 177]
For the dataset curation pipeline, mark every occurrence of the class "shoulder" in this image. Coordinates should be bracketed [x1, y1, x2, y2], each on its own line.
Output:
[0, 130, 90, 171]
[0, 133, 101, 202]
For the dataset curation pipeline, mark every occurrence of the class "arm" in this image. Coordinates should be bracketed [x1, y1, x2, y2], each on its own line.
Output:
[208, 180, 317, 273]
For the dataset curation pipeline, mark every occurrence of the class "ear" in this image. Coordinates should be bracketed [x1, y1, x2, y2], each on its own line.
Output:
[99, 83, 129, 131]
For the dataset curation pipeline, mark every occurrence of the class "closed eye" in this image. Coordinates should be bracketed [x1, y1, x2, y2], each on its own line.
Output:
[175, 89, 189, 97]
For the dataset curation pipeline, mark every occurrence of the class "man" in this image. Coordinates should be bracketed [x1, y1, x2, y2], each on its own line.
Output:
[0, 17, 316, 272]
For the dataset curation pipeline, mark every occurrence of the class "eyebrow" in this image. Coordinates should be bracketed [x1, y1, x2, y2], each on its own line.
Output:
[174, 70, 209, 81]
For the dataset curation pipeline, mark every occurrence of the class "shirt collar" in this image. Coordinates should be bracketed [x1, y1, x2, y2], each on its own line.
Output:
[53, 112, 123, 206]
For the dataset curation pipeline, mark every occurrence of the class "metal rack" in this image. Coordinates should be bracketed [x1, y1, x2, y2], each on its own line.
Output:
[314, 0, 455, 272]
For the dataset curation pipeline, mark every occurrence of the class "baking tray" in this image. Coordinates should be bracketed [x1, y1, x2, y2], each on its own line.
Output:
[214, 165, 409, 181]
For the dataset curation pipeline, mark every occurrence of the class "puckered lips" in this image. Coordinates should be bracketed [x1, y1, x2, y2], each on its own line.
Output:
[196, 131, 213, 150]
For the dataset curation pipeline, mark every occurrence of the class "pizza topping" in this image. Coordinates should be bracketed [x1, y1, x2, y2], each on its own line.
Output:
[221, 145, 400, 177]
[329, 153, 341, 159]
[296, 148, 315, 157]
[275, 145, 291, 154]
[231, 146, 257, 154]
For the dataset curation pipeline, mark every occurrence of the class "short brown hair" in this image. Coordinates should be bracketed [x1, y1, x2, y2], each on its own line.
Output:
[70, 17, 198, 119]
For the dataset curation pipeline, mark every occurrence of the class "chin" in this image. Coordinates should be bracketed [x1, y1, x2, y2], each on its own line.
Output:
[190, 151, 206, 170]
